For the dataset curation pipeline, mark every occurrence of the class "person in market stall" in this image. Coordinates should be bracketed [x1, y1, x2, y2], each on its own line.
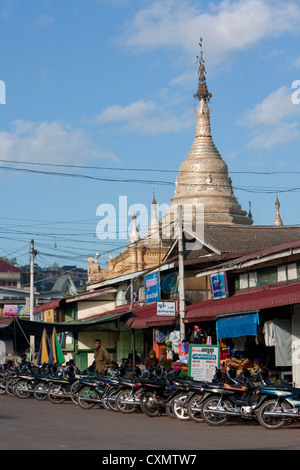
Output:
[93, 338, 110, 375]
[145, 349, 159, 370]
[17, 353, 30, 369]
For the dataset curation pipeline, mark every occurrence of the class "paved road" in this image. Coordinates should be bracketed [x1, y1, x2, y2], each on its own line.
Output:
[0, 394, 300, 452]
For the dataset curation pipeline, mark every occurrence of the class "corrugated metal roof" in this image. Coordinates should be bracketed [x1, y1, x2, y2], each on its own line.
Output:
[33, 299, 62, 314]
[1, 305, 132, 335]
[185, 281, 300, 322]
[0, 260, 22, 273]
[166, 225, 300, 261]
[195, 238, 300, 276]
[86, 270, 145, 290]
[202, 225, 300, 254]
[126, 302, 179, 329]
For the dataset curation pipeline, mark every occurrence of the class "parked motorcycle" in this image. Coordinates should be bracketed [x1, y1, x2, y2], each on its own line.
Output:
[101, 376, 125, 412]
[186, 368, 226, 423]
[4, 364, 35, 397]
[12, 363, 55, 399]
[0, 365, 17, 395]
[200, 367, 266, 426]
[77, 375, 110, 409]
[256, 377, 300, 430]
[46, 365, 78, 404]
[71, 364, 126, 408]
[115, 377, 144, 414]
[139, 368, 192, 419]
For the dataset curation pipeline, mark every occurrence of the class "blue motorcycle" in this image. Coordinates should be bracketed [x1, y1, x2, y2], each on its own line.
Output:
[257, 382, 300, 430]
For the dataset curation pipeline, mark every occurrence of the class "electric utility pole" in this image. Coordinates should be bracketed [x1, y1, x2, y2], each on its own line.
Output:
[177, 205, 185, 341]
[30, 239, 36, 360]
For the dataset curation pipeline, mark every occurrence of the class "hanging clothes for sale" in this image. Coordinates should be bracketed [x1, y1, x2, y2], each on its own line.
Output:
[169, 329, 180, 353]
[154, 327, 169, 343]
[262, 320, 275, 347]
[274, 318, 292, 367]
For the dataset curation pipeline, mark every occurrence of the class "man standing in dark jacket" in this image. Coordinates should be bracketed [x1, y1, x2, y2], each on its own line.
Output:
[144, 350, 159, 370]
[94, 339, 110, 375]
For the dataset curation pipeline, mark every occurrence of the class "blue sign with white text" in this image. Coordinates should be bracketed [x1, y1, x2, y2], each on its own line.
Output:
[144, 271, 160, 304]
[210, 272, 228, 300]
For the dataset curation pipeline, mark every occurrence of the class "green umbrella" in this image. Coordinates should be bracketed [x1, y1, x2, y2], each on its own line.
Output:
[48, 328, 65, 365]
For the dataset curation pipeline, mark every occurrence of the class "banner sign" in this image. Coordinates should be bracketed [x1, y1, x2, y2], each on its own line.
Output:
[188, 344, 220, 382]
[4, 305, 18, 317]
[4, 305, 30, 318]
[18, 306, 30, 319]
[144, 271, 160, 304]
[210, 272, 228, 300]
[157, 301, 176, 316]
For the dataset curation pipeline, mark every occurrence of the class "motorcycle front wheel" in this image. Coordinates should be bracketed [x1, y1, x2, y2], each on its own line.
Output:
[165, 402, 176, 419]
[102, 388, 119, 412]
[140, 391, 162, 417]
[47, 383, 68, 404]
[14, 380, 31, 399]
[187, 394, 204, 423]
[257, 399, 292, 430]
[0, 377, 7, 395]
[5, 378, 19, 396]
[78, 386, 97, 409]
[33, 381, 49, 401]
[202, 395, 229, 426]
[116, 389, 139, 414]
[70, 380, 82, 405]
[172, 393, 191, 420]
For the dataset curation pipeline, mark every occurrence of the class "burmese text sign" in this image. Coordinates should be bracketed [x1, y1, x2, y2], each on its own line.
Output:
[188, 344, 220, 382]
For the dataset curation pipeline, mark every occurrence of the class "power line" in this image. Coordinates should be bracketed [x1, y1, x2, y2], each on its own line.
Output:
[1, 163, 300, 193]
[1, 158, 300, 176]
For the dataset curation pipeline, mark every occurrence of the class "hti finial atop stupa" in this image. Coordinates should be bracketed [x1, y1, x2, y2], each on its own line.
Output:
[166, 38, 253, 226]
[273, 196, 283, 226]
[193, 37, 212, 103]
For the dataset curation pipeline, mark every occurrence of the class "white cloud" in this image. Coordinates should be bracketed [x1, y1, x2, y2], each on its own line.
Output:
[0, 119, 116, 164]
[240, 86, 299, 127]
[94, 99, 193, 135]
[295, 56, 300, 68]
[34, 14, 55, 28]
[116, 0, 300, 65]
[247, 122, 300, 149]
[239, 86, 300, 148]
[96, 100, 157, 123]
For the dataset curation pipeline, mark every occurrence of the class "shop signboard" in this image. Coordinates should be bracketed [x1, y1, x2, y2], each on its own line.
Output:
[18, 306, 30, 319]
[45, 309, 54, 322]
[144, 271, 160, 304]
[188, 344, 220, 382]
[4, 305, 31, 319]
[210, 272, 228, 300]
[4, 305, 18, 317]
[157, 301, 176, 316]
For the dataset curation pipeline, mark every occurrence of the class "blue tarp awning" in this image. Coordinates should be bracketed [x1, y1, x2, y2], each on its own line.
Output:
[216, 312, 259, 341]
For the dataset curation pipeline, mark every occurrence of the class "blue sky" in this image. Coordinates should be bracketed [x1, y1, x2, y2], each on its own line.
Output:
[1, 0, 300, 271]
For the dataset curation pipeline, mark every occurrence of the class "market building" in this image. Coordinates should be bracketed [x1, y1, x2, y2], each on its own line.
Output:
[2, 41, 300, 386]
[79, 41, 300, 382]
[186, 239, 300, 386]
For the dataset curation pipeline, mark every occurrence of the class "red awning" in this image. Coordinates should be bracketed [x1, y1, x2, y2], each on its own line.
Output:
[80, 304, 132, 322]
[185, 281, 300, 322]
[126, 303, 179, 329]
[33, 299, 63, 315]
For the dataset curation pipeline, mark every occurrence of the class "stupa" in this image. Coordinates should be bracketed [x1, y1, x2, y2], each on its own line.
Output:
[165, 38, 253, 226]
[87, 39, 253, 284]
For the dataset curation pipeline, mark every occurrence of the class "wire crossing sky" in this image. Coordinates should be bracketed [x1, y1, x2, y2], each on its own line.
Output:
[1, 0, 300, 269]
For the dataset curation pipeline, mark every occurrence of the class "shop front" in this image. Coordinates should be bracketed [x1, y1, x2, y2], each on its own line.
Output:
[184, 282, 300, 386]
